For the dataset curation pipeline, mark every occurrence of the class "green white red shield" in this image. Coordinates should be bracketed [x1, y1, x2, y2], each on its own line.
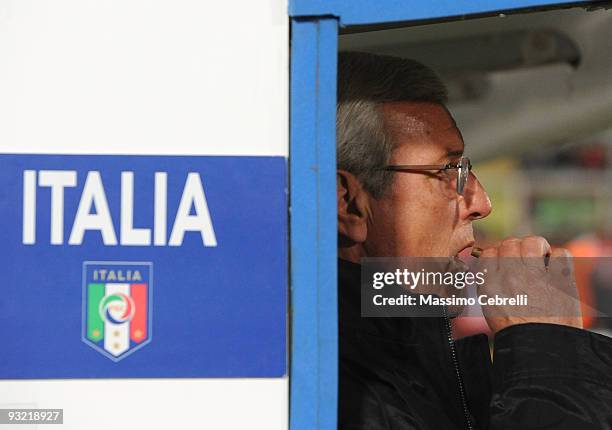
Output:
[82, 262, 152, 361]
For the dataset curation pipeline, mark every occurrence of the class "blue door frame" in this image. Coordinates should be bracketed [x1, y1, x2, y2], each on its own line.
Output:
[290, 17, 339, 430]
[289, 1, 599, 428]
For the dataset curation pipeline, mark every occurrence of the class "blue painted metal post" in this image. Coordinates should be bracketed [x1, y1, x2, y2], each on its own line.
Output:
[290, 17, 339, 430]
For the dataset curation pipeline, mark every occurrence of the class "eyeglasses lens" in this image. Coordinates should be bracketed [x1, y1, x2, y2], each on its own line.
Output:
[457, 157, 470, 195]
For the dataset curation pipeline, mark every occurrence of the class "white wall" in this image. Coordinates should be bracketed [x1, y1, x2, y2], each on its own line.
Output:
[0, 0, 288, 157]
[0, 380, 288, 429]
[0, 1, 289, 429]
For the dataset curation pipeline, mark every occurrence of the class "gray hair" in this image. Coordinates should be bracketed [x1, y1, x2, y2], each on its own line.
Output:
[337, 51, 448, 197]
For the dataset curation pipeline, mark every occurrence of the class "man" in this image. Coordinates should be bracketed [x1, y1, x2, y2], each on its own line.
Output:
[337, 51, 612, 429]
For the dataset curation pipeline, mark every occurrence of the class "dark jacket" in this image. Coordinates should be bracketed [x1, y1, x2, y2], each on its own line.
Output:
[338, 258, 612, 429]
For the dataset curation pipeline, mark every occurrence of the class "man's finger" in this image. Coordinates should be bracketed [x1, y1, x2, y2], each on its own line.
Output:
[521, 236, 551, 269]
[499, 237, 521, 257]
[548, 247, 580, 302]
[480, 247, 498, 258]
[475, 246, 498, 276]
[499, 237, 521, 273]
[548, 247, 574, 280]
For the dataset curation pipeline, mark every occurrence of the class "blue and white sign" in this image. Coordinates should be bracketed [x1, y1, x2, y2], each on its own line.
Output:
[0, 154, 287, 378]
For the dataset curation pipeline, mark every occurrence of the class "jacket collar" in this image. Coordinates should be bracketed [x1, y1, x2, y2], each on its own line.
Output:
[338, 258, 447, 344]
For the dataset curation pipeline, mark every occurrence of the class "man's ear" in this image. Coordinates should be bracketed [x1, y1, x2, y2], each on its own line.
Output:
[337, 170, 369, 245]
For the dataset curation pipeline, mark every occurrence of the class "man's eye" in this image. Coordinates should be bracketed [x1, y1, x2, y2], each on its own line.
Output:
[437, 170, 454, 180]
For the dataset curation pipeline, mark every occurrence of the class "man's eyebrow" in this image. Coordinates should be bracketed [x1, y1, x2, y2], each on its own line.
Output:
[434, 149, 463, 163]
[447, 149, 464, 158]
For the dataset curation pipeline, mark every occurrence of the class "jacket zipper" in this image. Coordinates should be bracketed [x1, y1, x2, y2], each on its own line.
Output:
[442, 305, 474, 430]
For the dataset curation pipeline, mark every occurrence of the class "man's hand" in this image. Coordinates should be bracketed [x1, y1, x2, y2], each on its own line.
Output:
[476, 236, 583, 334]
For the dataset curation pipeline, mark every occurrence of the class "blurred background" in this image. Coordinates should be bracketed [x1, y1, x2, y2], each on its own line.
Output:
[340, 5, 612, 337]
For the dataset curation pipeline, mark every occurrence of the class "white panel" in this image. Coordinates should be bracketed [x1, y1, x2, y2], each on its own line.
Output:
[0, 0, 288, 156]
[0, 2, 289, 429]
[103, 284, 131, 357]
[0, 378, 288, 430]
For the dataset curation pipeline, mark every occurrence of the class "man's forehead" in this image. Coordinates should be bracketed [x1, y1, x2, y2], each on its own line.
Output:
[383, 101, 458, 136]
[383, 101, 464, 162]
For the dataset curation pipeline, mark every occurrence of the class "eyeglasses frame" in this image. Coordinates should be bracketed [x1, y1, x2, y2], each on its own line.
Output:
[381, 156, 472, 196]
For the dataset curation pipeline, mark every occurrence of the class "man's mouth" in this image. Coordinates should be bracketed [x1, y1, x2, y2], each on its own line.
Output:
[455, 241, 475, 259]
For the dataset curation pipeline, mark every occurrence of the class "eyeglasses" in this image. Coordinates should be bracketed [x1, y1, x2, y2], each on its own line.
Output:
[382, 156, 472, 196]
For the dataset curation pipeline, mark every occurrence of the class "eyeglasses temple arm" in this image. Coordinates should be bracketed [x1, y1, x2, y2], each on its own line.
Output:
[383, 164, 449, 171]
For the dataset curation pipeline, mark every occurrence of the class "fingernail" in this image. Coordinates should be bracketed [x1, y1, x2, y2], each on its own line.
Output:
[471, 247, 483, 258]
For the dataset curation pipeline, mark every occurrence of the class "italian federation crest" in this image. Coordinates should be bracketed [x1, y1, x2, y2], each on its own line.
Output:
[82, 262, 153, 361]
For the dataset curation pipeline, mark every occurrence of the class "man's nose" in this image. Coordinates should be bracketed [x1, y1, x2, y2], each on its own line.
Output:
[461, 172, 492, 220]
